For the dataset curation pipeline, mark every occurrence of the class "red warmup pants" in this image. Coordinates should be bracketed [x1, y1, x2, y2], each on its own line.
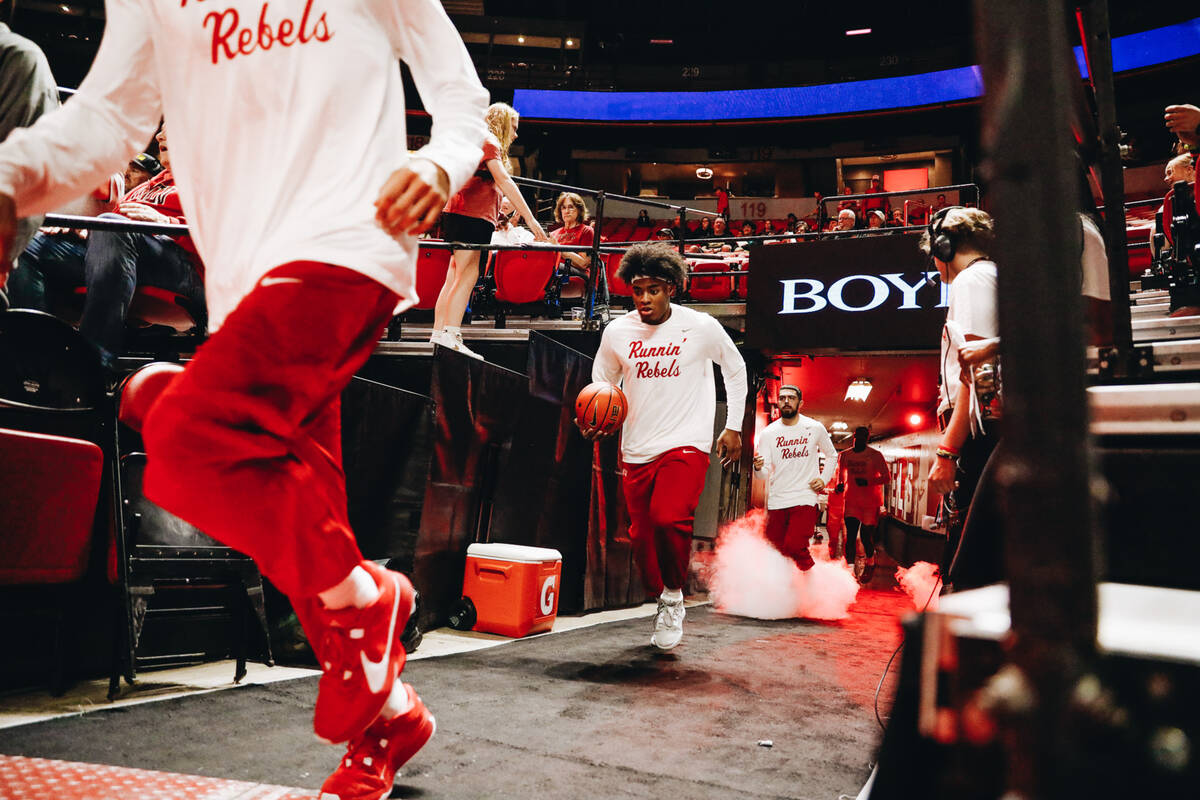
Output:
[141, 261, 400, 600]
[764, 504, 818, 571]
[621, 447, 710, 595]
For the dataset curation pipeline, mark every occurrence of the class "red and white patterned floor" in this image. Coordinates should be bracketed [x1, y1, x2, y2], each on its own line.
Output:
[0, 755, 316, 800]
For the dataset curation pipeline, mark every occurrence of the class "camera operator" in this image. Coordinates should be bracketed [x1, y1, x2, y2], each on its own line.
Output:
[921, 207, 1000, 584]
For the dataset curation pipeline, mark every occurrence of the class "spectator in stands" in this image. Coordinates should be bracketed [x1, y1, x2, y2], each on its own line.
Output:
[490, 197, 534, 247]
[890, 209, 906, 227]
[1164, 151, 1196, 186]
[712, 216, 728, 239]
[837, 185, 860, 217]
[1149, 153, 1195, 261]
[9, 127, 204, 368]
[862, 173, 889, 219]
[785, 212, 798, 231]
[812, 191, 829, 231]
[793, 219, 810, 236]
[932, 193, 950, 212]
[124, 152, 162, 192]
[435, 102, 547, 358]
[0, 0, 58, 307]
[835, 208, 857, 233]
[1165, 104, 1200, 151]
[636, 209, 652, 227]
[696, 216, 713, 240]
[552, 191, 595, 276]
[704, 216, 732, 253]
[669, 213, 690, 240]
[654, 227, 675, 241]
[920, 207, 999, 584]
[734, 221, 756, 251]
[866, 209, 886, 231]
[761, 220, 775, 238]
[715, 184, 730, 219]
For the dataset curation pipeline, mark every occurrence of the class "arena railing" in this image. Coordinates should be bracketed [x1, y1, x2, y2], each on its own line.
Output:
[818, 182, 983, 224]
[510, 175, 721, 324]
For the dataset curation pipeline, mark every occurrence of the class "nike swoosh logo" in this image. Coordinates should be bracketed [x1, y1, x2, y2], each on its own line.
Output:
[360, 573, 400, 695]
[259, 276, 302, 288]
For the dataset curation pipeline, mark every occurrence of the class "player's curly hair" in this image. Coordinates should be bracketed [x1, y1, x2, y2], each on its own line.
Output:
[616, 242, 689, 291]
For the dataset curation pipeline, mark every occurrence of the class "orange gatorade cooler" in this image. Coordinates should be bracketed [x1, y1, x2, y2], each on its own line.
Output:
[461, 543, 563, 637]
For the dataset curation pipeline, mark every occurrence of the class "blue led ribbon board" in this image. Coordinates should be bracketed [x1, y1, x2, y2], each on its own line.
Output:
[514, 17, 1200, 122]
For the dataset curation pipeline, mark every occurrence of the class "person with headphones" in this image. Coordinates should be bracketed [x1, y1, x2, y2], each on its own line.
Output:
[919, 206, 999, 581]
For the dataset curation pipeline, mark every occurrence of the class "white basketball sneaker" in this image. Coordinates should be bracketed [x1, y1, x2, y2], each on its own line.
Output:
[650, 596, 685, 650]
[449, 329, 484, 360]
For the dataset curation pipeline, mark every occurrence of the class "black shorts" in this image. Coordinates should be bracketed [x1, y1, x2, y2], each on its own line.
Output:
[440, 212, 495, 245]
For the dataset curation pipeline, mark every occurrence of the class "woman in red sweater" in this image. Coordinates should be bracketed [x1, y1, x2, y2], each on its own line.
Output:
[434, 102, 546, 357]
[551, 191, 595, 275]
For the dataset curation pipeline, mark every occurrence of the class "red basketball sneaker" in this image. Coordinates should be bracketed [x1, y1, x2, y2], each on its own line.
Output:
[319, 684, 436, 800]
[312, 560, 415, 744]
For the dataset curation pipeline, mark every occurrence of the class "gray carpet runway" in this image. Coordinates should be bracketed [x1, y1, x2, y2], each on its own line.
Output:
[0, 592, 907, 799]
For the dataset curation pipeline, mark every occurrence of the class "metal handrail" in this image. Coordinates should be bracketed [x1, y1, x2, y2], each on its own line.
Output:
[820, 182, 982, 215]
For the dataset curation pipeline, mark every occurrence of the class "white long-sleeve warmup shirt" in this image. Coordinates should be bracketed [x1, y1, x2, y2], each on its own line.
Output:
[753, 414, 836, 510]
[593, 305, 748, 464]
[0, 0, 489, 330]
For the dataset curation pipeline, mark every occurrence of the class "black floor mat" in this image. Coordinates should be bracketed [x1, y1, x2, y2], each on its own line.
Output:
[0, 596, 906, 800]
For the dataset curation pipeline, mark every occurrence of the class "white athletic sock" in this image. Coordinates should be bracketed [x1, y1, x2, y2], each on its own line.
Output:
[379, 679, 413, 719]
[317, 565, 380, 610]
[660, 588, 683, 603]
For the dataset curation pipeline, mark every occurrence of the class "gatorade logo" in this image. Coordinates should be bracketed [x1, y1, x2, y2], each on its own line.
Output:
[540, 575, 557, 615]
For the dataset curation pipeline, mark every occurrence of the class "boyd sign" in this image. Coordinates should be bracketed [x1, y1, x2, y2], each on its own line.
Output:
[746, 233, 945, 351]
[780, 272, 948, 315]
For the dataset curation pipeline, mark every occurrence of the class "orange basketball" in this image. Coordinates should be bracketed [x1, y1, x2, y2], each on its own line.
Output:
[575, 381, 628, 434]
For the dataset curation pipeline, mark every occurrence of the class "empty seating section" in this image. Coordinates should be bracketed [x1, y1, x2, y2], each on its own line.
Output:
[687, 259, 737, 302]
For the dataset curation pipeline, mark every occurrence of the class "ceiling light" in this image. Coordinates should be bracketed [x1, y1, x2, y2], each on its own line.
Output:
[908, 413, 923, 427]
[832, 421, 849, 431]
[845, 379, 872, 402]
[845, 28, 872, 36]
[517, 35, 526, 43]
[565, 39, 574, 46]
[696, 166, 713, 180]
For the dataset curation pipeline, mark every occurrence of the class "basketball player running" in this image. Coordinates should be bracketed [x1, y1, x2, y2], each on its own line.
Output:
[753, 385, 836, 571]
[0, 2, 488, 798]
[583, 242, 748, 650]
[836, 426, 889, 584]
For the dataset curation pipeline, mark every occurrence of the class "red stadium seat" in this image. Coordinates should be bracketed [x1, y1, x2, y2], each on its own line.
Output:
[414, 245, 453, 310]
[603, 252, 632, 297]
[493, 250, 559, 304]
[688, 259, 734, 302]
[0, 428, 102, 587]
[0, 310, 111, 693]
